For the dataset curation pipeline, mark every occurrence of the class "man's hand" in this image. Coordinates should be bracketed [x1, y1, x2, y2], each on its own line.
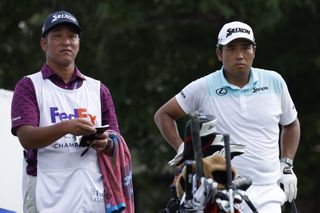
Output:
[86, 131, 109, 152]
[67, 118, 96, 136]
[278, 162, 297, 202]
[168, 143, 184, 166]
[16, 118, 97, 149]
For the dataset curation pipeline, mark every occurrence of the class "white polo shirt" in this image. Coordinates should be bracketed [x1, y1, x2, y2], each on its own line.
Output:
[175, 67, 297, 185]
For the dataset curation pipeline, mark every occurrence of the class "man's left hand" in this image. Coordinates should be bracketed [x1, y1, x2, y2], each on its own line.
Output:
[278, 162, 297, 202]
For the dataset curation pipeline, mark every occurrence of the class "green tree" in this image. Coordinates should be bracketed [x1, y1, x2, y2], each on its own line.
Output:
[1, 1, 320, 212]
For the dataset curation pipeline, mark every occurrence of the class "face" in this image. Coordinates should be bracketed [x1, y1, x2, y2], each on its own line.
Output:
[216, 38, 256, 78]
[40, 25, 80, 69]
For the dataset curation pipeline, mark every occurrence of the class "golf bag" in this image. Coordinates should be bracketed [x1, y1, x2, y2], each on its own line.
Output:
[160, 113, 258, 213]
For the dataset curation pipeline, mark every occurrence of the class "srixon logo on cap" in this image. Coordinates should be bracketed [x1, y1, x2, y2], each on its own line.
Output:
[51, 13, 76, 23]
[226, 28, 251, 38]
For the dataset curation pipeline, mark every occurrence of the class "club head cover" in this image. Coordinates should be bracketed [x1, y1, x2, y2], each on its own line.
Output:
[176, 172, 187, 198]
[202, 154, 237, 189]
[175, 162, 196, 198]
[175, 155, 237, 198]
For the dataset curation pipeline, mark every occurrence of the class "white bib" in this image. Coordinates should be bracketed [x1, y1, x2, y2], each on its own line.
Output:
[29, 72, 105, 213]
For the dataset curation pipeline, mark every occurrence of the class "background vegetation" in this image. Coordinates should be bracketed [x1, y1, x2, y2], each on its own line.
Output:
[1, 0, 320, 212]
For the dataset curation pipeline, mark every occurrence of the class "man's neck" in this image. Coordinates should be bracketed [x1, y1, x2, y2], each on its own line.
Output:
[47, 62, 75, 83]
[223, 69, 250, 88]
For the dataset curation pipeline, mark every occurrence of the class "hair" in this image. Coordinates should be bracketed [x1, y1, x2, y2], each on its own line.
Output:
[217, 42, 256, 51]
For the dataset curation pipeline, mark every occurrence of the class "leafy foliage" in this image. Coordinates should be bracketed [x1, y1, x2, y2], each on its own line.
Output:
[1, 0, 320, 212]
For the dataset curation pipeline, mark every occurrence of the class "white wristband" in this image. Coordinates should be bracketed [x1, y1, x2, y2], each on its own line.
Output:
[280, 157, 293, 167]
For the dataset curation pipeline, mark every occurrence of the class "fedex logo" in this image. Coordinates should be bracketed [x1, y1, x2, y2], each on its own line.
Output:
[50, 107, 97, 124]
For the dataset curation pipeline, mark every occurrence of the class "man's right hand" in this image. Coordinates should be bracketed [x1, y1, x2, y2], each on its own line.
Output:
[168, 143, 184, 166]
[16, 119, 97, 149]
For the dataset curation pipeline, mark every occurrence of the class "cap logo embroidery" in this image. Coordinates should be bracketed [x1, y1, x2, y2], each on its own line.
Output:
[226, 28, 250, 38]
[52, 14, 76, 23]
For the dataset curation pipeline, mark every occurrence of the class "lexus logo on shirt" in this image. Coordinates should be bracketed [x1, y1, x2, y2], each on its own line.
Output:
[216, 88, 227, 96]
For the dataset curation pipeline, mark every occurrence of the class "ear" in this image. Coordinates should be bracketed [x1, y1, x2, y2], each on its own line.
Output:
[40, 37, 47, 52]
[216, 48, 223, 62]
[252, 45, 256, 58]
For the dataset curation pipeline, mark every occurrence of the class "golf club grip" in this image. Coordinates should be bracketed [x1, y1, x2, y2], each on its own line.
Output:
[190, 112, 203, 184]
[291, 200, 299, 213]
[223, 134, 232, 190]
[243, 196, 258, 213]
[185, 160, 193, 201]
[232, 176, 252, 191]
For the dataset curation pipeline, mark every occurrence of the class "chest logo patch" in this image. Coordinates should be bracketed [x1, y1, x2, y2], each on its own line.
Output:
[252, 86, 268, 93]
[216, 87, 228, 96]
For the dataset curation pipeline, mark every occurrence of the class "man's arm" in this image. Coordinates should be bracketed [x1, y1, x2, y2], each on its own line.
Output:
[280, 118, 300, 160]
[154, 97, 187, 151]
[100, 83, 120, 133]
[279, 118, 300, 202]
[17, 118, 96, 149]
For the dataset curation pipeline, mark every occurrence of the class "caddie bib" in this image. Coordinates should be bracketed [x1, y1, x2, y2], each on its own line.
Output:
[29, 72, 105, 213]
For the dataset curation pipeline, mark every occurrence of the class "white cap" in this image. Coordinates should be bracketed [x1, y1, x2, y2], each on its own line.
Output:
[217, 21, 255, 47]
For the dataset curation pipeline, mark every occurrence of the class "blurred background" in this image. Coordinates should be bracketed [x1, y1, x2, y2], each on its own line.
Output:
[1, 0, 319, 212]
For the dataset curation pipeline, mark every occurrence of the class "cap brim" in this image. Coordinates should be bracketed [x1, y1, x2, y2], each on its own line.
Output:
[218, 37, 255, 47]
[42, 21, 81, 37]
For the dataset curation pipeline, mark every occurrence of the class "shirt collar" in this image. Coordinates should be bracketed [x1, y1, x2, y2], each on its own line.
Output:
[40, 63, 86, 81]
[219, 66, 259, 89]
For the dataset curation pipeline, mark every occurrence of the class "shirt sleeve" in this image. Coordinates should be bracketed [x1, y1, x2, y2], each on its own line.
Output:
[278, 77, 297, 125]
[11, 77, 39, 136]
[175, 77, 207, 114]
[100, 83, 120, 133]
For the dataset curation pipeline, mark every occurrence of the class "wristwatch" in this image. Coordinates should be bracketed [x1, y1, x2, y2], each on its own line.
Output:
[280, 157, 293, 167]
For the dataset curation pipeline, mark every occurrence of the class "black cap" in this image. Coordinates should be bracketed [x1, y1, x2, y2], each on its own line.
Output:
[41, 10, 81, 37]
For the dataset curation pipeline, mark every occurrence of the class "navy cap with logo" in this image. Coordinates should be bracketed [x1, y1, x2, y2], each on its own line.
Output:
[41, 10, 81, 37]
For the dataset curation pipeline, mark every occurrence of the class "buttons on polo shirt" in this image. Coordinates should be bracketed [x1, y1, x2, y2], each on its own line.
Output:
[239, 90, 247, 112]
